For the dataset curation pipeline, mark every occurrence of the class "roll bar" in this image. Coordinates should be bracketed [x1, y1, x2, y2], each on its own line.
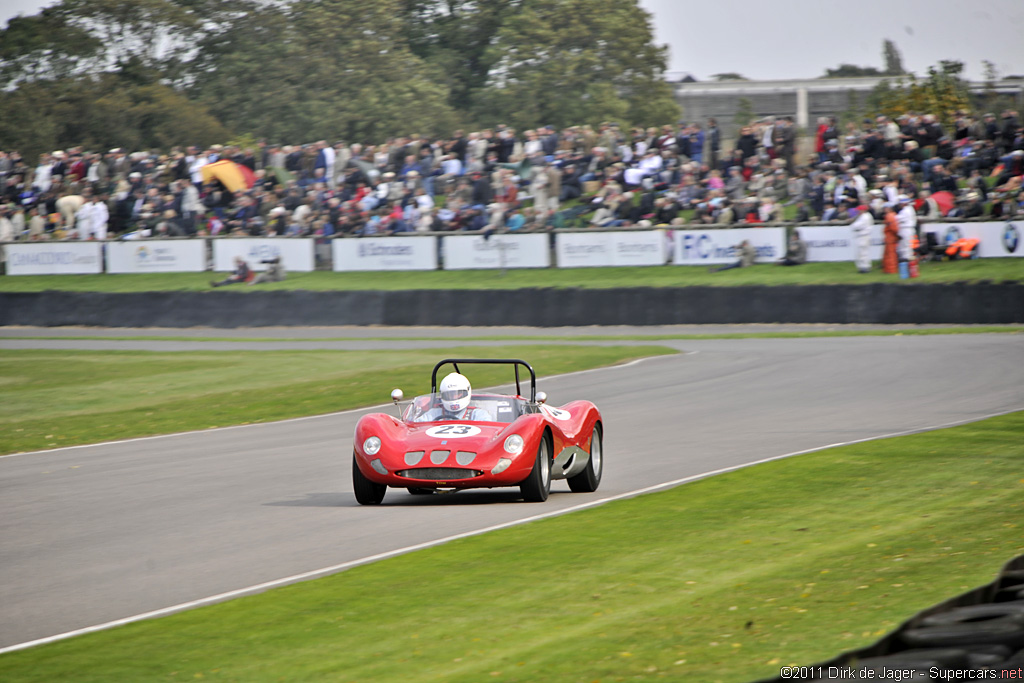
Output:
[431, 358, 537, 402]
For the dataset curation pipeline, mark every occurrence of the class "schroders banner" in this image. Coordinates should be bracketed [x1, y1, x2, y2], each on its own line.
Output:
[106, 240, 206, 273]
[212, 238, 315, 272]
[333, 236, 438, 271]
[555, 230, 669, 268]
[6, 242, 103, 275]
[672, 228, 786, 265]
[443, 234, 550, 270]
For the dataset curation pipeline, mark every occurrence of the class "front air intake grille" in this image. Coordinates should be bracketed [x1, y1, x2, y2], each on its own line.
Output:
[397, 468, 482, 481]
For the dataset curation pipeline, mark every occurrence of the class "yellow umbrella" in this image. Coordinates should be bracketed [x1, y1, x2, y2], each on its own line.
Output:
[200, 159, 255, 193]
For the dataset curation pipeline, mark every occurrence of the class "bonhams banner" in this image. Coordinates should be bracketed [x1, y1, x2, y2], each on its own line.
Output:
[555, 230, 669, 268]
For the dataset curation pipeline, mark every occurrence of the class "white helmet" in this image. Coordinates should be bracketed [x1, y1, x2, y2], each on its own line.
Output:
[439, 372, 472, 415]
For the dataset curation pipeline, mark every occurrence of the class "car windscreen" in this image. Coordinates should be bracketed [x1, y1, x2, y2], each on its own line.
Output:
[404, 393, 523, 424]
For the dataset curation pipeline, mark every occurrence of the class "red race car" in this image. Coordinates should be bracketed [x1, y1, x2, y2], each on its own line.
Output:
[352, 358, 603, 504]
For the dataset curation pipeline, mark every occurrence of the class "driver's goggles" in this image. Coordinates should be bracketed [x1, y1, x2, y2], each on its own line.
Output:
[441, 389, 468, 401]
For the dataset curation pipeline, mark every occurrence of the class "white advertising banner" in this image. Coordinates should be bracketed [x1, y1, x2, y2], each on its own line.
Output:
[443, 234, 550, 270]
[6, 242, 103, 275]
[555, 230, 668, 268]
[921, 221, 1024, 258]
[673, 228, 786, 266]
[106, 240, 206, 273]
[212, 238, 315, 272]
[797, 224, 885, 262]
[333, 236, 438, 271]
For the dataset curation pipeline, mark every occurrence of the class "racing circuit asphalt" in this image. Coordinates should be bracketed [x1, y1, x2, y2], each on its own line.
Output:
[1, 328, 1022, 651]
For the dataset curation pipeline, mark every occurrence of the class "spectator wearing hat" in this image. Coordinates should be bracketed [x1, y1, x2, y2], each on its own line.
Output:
[882, 205, 900, 274]
[0, 204, 14, 242]
[850, 204, 874, 273]
[778, 229, 807, 266]
[26, 205, 46, 240]
[895, 194, 917, 262]
[962, 191, 984, 219]
[917, 190, 942, 221]
[33, 153, 54, 193]
[89, 194, 109, 240]
[56, 189, 85, 232]
[528, 160, 551, 219]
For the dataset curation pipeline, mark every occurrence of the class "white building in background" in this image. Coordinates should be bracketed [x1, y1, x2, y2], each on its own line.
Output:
[670, 76, 1024, 140]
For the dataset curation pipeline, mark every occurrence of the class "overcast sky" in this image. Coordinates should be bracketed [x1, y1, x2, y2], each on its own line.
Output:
[638, 0, 1023, 81]
[3, 0, 1022, 82]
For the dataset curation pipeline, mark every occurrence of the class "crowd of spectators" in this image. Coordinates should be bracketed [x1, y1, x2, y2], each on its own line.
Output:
[0, 108, 1022, 245]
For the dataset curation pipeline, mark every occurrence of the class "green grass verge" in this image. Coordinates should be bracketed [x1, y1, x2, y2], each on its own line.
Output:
[1, 258, 1022, 292]
[0, 345, 674, 455]
[3, 326, 1022, 343]
[2, 412, 1021, 682]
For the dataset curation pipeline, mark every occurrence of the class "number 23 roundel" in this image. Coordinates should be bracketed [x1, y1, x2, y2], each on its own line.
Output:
[425, 425, 481, 438]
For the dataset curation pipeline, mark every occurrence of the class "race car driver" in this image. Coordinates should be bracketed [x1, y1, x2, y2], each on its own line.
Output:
[416, 372, 494, 422]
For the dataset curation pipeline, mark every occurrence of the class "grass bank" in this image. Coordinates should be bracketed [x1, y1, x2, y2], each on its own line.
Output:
[0, 345, 673, 455]
[1, 259, 1022, 292]
[1, 412, 1021, 682]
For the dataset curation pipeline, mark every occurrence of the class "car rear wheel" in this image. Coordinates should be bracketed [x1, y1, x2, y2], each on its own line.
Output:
[520, 437, 551, 502]
[568, 423, 603, 493]
[352, 454, 386, 505]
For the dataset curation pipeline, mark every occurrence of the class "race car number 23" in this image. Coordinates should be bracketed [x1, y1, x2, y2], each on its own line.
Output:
[425, 425, 481, 438]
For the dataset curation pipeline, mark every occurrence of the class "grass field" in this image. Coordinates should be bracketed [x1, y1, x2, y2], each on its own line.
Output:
[1, 258, 1022, 292]
[0, 345, 675, 455]
[1, 410, 1021, 683]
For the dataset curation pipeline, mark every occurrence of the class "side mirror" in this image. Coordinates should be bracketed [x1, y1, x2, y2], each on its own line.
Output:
[391, 388, 404, 404]
[535, 391, 547, 405]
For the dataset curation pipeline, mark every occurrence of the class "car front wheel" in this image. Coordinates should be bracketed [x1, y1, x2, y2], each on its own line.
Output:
[520, 437, 551, 502]
[352, 454, 386, 505]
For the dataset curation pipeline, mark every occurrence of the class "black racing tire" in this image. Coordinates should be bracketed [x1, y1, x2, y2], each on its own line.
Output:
[919, 602, 1024, 627]
[352, 454, 386, 505]
[996, 585, 1024, 602]
[407, 488, 434, 495]
[520, 436, 552, 503]
[899, 620, 1024, 649]
[567, 423, 603, 493]
[854, 648, 970, 671]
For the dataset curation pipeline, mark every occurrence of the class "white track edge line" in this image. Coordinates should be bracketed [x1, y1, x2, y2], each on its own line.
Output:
[1, 405, 1019, 655]
[0, 355, 663, 459]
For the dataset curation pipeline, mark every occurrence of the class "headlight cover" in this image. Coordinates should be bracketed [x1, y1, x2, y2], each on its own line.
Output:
[363, 436, 382, 456]
[503, 434, 525, 455]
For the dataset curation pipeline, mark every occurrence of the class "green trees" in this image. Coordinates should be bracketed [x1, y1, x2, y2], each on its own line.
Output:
[469, 0, 679, 129]
[882, 39, 906, 76]
[868, 61, 971, 130]
[0, 0, 678, 155]
[185, 0, 458, 143]
[821, 64, 884, 79]
[820, 40, 905, 79]
[0, 75, 229, 158]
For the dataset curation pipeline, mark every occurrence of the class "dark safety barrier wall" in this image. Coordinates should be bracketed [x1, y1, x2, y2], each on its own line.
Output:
[2, 284, 1022, 327]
